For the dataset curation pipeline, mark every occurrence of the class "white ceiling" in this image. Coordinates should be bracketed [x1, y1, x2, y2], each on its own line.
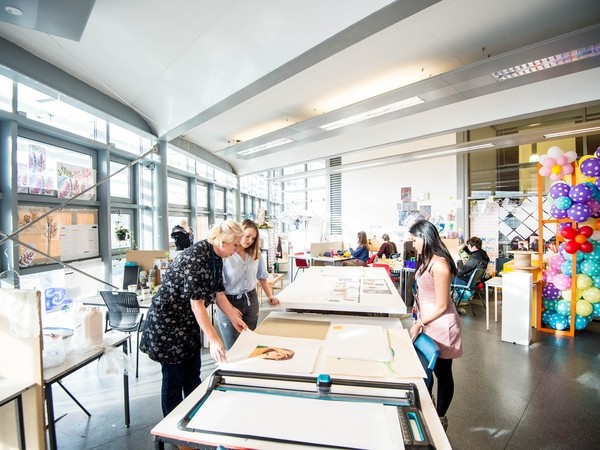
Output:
[1, 0, 599, 175]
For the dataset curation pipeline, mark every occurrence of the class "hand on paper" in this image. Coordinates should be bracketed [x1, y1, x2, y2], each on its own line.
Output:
[209, 337, 227, 363]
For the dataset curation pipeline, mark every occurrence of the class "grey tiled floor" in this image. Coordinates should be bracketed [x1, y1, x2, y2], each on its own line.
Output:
[50, 291, 600, 449]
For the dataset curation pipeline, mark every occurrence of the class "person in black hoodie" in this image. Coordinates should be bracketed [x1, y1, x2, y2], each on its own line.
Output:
[171, 220, 192, 250]
[454, 236, 490, 285]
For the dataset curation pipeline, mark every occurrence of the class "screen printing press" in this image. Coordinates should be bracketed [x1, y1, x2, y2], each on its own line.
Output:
[151, 312, 450, 449]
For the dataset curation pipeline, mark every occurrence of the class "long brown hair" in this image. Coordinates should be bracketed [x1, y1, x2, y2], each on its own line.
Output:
[242, 219, 261, 260]
[357, 231, 368, 248]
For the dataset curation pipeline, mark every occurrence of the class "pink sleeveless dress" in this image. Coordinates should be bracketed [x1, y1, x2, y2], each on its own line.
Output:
[415, 262, 463, 359]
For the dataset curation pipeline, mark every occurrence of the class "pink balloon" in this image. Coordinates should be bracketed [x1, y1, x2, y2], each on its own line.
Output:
[556, 156, 568, 165]
[563, 165, 574, 175]
[543, 270, 558, 283]
[539, 166, 552, 176]
[542, 157, 556, 167]
[549, 254, 566, 272]
[553, 273, 572, 291]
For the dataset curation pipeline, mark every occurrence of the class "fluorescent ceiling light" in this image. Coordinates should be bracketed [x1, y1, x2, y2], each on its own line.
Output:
[492, 43, 600, 81]
[237, 138, 293, 156]
[543, 126, 600, 139]
[319, 96, 425, 131]
[413, 142, 495, 159]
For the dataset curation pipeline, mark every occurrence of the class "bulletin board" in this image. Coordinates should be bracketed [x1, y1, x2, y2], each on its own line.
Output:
[125, 250, 170, 285]
[469, 200, 499, 264]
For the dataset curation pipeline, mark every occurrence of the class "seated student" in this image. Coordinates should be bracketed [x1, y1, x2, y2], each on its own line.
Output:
[343, 231, 370, 266]
[377, 234, 398, 259]
[453, 236, 490, 286]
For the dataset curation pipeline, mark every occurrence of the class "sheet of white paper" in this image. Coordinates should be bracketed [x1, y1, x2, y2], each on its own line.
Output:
[186, 389, 405, 449]
[323, 323, 392, 362]
[220, 329, 321, 374]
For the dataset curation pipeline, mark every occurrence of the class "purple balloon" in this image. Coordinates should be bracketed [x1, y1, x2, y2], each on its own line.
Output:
[569, 183, 593, 203]
[543, 282, 561, 300]
[586, 199, 600, 217]
[550, 204, 568, 219]
[596, 146, 600, 158]
[580, 157, 600, 178]
[567, 203, 591, 222]
[549, 181, 571, 199]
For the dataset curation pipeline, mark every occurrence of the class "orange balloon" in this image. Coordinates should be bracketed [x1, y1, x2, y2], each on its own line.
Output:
[575, 234, 587, 244]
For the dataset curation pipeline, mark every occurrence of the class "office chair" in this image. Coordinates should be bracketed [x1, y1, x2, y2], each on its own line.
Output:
[293, 252, 310, 281]
[373, 262, 400, 288]
[413, 333, 439, 388]
[450, 267, 487, 316]
[99, 291, 144, 378]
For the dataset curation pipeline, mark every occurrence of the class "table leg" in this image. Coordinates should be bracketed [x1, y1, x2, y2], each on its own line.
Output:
[122, 340, 130, 427]
[495, 287, 499, 322]
[15, 395, 25, 450]
[486, 285, 490, 330]
[45, 383, 57, 450]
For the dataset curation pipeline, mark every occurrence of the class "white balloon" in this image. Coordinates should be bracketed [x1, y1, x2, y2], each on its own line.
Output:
[548, 146, 564, 158]
[565, 151, 578, 162]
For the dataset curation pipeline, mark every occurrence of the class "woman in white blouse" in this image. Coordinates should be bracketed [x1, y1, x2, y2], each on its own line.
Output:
[215, 219, 280, 349]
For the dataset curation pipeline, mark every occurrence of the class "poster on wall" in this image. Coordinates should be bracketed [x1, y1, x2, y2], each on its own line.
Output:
[400, 187, 411, 202]
[59, 224, 100, 261]
[57, 162, 96, 200]
[469, 200, 499, 264]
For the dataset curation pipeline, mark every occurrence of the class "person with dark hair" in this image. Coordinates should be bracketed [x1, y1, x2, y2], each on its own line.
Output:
[343, 231, 370, 266]
[215, 219, 280, 349]
[170, 219, 192, 250]
[139, 220, 244, 416]
[377, 233, 398, 259]
[454, 236, 490, 285]
[408, 219, 463, 432]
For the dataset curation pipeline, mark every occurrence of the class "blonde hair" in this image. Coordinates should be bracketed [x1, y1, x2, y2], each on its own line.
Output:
[207, 220, 244, 246]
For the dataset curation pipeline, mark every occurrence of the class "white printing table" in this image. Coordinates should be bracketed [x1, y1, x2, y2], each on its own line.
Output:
[151, 311, 450, 450]
[485, 276, 503, 330]
[274, 266, 407, 315]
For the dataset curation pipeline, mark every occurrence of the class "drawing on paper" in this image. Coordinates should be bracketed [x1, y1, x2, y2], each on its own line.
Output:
[248, 345, 295, 361]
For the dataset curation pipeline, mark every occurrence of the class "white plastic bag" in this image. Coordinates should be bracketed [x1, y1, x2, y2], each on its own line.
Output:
[97, 345, 131, 376]
[42, 334, 66, 368]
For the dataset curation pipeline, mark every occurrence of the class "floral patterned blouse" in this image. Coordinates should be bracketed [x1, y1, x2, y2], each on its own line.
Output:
[139, 240, 224, 363]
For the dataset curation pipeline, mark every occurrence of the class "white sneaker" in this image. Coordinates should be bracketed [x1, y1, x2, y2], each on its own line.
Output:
[457, 307, 466, 315]
[439, 415, 448, 431]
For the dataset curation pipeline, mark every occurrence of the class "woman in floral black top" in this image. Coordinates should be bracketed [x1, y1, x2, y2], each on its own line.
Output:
[140, 220, 243, 415]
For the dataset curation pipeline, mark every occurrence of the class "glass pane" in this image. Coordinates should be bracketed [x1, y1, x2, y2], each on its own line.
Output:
[167, 147, 194, 172]
[110, 123, 141, 154]
[17, 206, 99, 267]
[16, 137, 96, 199]
[196, 183, 208, 209]
[196, 215, 210, 240]
[0, 72, 12, 112]
[17, 83, 96, 139]
[215, 187, 225, 211]
[110, 161, 131, 199]
[168, 177, 189, 206]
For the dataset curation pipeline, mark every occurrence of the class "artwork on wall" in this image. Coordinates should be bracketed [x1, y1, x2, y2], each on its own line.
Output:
[400, 187, 411, 202]
[57, 162, 96, 200]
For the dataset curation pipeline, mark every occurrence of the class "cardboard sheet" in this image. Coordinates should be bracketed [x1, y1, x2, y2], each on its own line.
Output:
[220, 329, 321, 375]
[323, 323, 392, 362]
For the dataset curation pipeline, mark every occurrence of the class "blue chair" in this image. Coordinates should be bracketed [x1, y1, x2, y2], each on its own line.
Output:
[450, 267, 487, 315]
[413, 332, 439, 387]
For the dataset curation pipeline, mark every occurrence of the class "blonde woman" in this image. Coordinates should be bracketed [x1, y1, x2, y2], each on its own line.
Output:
[216, 219, 280, 349]
[140, 220, 244, 416]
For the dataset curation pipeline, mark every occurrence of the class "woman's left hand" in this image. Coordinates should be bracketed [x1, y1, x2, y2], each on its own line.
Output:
[267, 295, 280, 305]
[410, 321, 422, 340]
[209, 337, 227, 363]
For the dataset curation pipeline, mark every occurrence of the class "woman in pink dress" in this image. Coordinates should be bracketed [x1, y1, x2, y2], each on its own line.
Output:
[408, 219, 463, 431]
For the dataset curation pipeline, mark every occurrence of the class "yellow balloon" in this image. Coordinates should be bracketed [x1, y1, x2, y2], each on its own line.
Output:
[582, 286, 600, 304]
[576, 299, 593, 317]
[562, 288, 583, 302]
[576, 274, 593, 290]
[551, 165, 562, 175]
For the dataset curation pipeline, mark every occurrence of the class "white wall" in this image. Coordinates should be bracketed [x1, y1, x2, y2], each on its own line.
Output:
[341, 155, 459, 248]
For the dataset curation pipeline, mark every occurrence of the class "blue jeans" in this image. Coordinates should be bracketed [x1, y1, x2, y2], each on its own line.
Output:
[216, 289, 260, 349]
[160, 351, 201, 416]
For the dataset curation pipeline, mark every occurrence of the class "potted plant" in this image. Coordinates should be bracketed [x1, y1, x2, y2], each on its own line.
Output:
[115, 225, 129, 242]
